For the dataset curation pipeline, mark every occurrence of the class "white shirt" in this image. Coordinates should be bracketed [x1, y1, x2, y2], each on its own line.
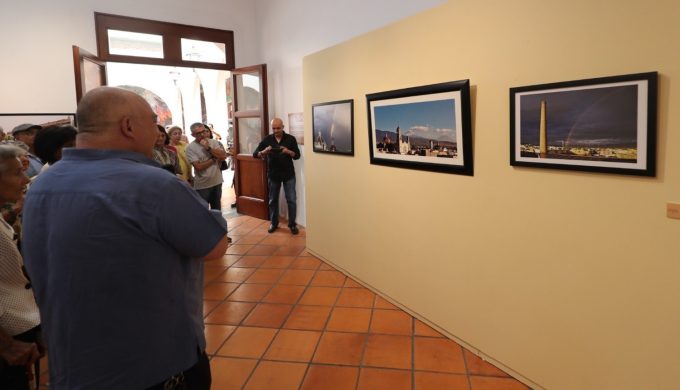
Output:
[0, 218, 40, 335]
[185, 139, 225, 190]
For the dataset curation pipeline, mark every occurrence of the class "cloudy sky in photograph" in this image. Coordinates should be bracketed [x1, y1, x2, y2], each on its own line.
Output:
[374, 99, 457, 142]
[519, 85, 638, 147]
[313, 102, 353, 151]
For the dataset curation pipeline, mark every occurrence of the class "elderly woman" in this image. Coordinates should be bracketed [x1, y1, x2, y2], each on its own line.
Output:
[152, 125, 182, 177]
[0, 144, 43, 389]
[0, 141, 30, 235]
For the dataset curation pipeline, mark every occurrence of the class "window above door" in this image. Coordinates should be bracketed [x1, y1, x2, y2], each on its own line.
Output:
[95, 13, 235, 70]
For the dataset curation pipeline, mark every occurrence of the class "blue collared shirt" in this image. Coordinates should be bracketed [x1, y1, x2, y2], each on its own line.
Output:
[22, 148, 227, 389]
[26, 153, 43, 178]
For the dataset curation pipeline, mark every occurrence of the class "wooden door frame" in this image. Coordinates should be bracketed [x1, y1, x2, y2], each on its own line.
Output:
[72, 45, 107, 103]
[232, 64, 270, 220]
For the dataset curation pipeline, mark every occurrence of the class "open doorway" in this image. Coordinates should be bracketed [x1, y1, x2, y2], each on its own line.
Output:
[75, 13, 271, 220]
[106, 62, 238, 215]
[107, 63, 231, 138]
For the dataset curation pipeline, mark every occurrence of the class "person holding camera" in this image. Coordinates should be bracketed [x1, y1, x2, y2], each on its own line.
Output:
[253, 117, 301, 234]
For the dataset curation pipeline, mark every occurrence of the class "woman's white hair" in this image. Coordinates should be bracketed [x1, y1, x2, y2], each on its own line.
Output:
[0, 144, 24, 175]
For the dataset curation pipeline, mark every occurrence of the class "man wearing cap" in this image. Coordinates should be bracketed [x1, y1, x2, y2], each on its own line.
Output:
[10, 124, 43, 178]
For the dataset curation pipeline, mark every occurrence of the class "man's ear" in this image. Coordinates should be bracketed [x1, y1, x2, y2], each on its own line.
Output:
[120, 117, 135, 139]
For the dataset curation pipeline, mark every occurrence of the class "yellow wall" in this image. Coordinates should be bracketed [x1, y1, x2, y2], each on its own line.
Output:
[303, 1, 680, 389]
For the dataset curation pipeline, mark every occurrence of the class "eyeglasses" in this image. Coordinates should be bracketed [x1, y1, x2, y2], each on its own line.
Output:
[192, 130, 209, 136]
[272, 127, 283, 130]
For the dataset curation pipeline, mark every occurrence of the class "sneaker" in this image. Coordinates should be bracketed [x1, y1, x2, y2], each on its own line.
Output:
[290, 225, 299, 235]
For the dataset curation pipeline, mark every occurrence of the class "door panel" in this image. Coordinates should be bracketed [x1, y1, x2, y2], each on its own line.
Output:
[232, 64, 269, 220]
[237, 117, 262, 155]
[234, 72, 262, 111]
[72, 45, 107, 103]
[235, 157, 268, 219]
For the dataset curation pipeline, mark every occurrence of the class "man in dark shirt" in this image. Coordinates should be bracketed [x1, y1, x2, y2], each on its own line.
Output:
[253, 117, 301, 234]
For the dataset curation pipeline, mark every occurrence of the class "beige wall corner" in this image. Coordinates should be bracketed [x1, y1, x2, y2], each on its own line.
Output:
[303, 0, 680, 389]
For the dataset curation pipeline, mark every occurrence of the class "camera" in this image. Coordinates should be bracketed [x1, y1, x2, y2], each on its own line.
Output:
[270, 146, 282, 153]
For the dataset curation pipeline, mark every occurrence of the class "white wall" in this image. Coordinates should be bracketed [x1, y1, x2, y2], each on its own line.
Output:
[0, 0, 259, 112]
[0, 0, 444, 226]
[253, 0, 448, 226]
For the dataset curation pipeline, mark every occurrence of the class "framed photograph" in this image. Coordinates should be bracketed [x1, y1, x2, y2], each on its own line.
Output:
[288, 112, 304, 145]
[367, 80, 473, 175]
[510, 72, 657, 176]
[1, 113, 76, 135]
[312, 99, 354, 155]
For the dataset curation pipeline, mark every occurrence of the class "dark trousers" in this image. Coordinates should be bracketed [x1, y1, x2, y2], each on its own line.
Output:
[196, 184, 222, 210]
[0, 326, 41, 390]
[268, 176, 297, 227]
[146, 351, 211, 390]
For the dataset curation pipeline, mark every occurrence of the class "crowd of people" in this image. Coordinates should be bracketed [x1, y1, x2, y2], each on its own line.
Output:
[0, 85, 301, 389]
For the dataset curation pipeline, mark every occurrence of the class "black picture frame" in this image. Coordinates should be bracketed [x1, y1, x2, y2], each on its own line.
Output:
[510, 72, 657, 176]
[312, 99, 354, 156]
[0, 113, 77, 134]
[367, 80, 473, 175]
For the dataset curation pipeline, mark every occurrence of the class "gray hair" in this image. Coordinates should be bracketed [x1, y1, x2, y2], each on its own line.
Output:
[0, 144, 25, 175]
[189, 122, 204, 133]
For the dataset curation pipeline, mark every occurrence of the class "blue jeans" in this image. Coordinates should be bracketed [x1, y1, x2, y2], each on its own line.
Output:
[196, 184, 222, 210]
[268, 176, 297, 227]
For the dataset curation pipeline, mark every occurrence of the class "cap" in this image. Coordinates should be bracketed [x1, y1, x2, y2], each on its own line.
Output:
[11, 123, 42, 135]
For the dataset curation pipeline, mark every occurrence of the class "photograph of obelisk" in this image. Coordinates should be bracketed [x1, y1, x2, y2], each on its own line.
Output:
[518, 84, 639, 162]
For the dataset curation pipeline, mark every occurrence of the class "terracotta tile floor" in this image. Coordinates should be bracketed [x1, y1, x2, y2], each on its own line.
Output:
[204, 215, 532, 389]
[37, 212, 531, 389]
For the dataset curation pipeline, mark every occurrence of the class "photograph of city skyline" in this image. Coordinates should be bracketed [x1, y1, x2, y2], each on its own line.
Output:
[367, 79, 472, 175]
[373, 98, 459, 159]
[518, 84, 639, 162]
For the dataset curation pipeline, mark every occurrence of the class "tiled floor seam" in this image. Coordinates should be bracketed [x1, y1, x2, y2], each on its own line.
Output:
[295, 358, 313, 390]
[264, 272, 311, 328]
[355, 295, 374, 373]
[240, 327, 284, 389]
[462, 345, 474, 389]
[302, 270, 347, 365]
[411, 316, 417, 390]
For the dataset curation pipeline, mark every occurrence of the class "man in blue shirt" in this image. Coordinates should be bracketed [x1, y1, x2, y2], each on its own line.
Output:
[22, 87, 228, 390]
